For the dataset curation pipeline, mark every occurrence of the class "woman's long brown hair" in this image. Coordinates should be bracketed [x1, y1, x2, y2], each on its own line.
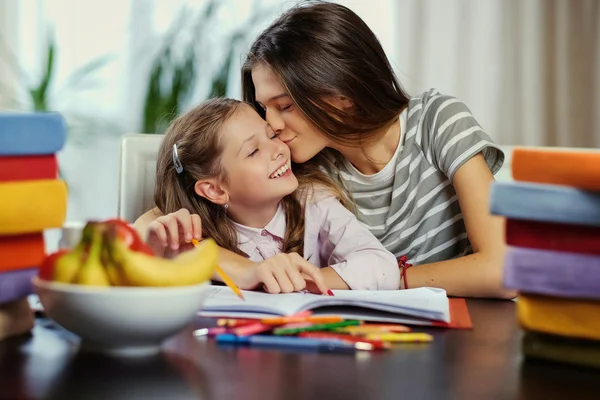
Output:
[242, 1, 411, 147]
[154, 98, 353, 257]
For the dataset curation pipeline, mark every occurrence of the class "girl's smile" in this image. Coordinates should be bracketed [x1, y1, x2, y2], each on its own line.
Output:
[269, 161, 292, 179]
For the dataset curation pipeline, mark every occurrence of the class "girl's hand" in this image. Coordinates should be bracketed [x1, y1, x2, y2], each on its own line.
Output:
[240, 253, 330, 295]
[146, 208, 202, 257]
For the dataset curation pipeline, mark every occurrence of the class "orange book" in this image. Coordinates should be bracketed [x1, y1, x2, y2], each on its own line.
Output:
[0, 233, 45, 272]
[512, 148, 600, 190]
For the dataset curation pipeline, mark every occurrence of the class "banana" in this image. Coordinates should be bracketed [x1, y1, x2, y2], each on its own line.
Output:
[75, 225, 110, 286]
[53, 248, 85, 283]
[53, 222, 97, 283]
[100, 231, 128, 286]
[108, 238, 218, 287]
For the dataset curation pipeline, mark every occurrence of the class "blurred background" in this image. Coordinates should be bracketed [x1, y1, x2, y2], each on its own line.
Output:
[0, 0, 598, 224]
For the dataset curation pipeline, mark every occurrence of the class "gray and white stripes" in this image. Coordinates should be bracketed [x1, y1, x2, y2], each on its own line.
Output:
[336, 89, 504, 264]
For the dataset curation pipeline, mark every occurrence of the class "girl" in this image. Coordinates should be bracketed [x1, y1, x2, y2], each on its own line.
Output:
[138, 2, 514, 299]
[150, 97, 399, 293]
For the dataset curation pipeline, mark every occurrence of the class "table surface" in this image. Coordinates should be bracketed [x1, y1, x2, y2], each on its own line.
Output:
[1, 299, 600, 400]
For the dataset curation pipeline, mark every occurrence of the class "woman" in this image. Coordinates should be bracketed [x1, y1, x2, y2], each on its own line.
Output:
[136, 2, 514, 299]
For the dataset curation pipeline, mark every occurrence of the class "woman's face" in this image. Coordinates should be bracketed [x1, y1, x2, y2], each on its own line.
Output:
[251, 64, 330, 163]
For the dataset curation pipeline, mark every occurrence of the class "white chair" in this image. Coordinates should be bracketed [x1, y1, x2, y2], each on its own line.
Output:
[117, 133, 165, 222]
[116, 133, 521, 223]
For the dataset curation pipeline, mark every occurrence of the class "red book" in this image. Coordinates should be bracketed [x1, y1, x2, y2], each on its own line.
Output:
[0, 155, 58, 182]
[506, 219, 600, 256]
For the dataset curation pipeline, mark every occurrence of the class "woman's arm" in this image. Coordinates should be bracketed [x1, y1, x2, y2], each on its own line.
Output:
[405, 154, 516, 299]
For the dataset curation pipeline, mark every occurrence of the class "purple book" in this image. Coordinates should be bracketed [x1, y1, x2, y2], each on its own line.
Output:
[504, 247, 600, 300]
[0, 268, 37, 304]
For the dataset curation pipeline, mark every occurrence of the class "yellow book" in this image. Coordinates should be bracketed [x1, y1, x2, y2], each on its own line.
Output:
[518, 294, 600, 341]
[0, 180, 68, 235]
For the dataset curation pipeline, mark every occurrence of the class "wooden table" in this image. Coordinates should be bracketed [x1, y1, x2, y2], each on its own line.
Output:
[1, 299, 599, 400]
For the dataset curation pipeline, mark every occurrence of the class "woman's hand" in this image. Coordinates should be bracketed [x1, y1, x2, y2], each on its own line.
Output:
[237, 253, 331, 295]
[145, 208, 202, 257]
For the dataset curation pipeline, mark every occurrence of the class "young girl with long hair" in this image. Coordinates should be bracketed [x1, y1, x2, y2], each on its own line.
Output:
[151, 97, 399, 292]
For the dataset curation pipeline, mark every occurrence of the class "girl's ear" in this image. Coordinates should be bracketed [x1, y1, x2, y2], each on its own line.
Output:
[194, 180, 228, 205]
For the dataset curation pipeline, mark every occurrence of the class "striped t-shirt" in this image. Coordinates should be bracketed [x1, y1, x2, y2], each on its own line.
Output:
[336, 89, 504, 264]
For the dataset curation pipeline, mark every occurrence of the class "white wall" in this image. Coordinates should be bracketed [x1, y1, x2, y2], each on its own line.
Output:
[6, 0, 597, 247]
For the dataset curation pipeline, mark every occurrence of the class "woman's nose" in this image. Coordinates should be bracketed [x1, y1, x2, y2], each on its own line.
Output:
[265, 109, 285, 134]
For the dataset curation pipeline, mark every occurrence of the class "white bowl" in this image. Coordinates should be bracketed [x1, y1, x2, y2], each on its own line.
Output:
[33, 277, 210, 357]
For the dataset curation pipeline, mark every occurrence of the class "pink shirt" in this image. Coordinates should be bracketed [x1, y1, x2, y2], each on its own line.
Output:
[231, 194, 400, 290]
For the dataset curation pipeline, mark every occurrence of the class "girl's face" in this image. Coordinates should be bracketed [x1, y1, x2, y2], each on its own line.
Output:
[252, 64, 330, 163]
[219, 104, 299, 211]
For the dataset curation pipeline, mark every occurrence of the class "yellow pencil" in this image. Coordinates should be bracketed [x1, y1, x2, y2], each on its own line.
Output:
[365, 333, 433, 343]
[191, 239, 245, 301]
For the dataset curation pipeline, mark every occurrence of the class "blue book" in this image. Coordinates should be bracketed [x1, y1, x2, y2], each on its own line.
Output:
[0, 113, 67, 156]
[490, 181, 600, 226]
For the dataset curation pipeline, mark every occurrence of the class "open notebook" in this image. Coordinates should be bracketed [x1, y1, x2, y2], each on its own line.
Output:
[199, 286, 451, 326]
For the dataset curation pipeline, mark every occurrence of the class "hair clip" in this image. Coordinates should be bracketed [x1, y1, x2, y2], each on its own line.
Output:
[172, 144, 184, 174]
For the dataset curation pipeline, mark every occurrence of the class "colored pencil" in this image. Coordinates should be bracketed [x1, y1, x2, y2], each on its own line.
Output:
[191, 238, 245, 300]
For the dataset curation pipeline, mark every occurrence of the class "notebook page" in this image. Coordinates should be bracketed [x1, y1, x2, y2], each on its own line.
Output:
[298, 288, 450, 322]
[202, 286, 319, 316]
[201, 286, 450, 322]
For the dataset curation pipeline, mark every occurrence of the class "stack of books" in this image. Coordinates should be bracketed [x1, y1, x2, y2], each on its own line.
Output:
[0, 113, 68, 340]
[491, 147, 600, 369]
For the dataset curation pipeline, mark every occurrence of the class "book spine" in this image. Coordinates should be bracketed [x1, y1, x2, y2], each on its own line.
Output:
[0, 113, 66, 156]
[0, 233, 45, 272]
[506, 219, 600, 256]
[0, 155, 58, 182]
[0, 180, 68, 235]
[504, 247, 600, 300]
[512, 149, 600, 191]
[490, 181, 600, 227]
[0, 268, 37, 305]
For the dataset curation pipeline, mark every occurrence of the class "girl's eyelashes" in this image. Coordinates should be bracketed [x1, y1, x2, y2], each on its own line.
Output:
[279, 104, 292, 112]
[248, 148, 258, 157]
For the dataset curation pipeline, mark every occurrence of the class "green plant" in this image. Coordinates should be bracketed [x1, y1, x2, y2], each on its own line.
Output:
[140, 0, 274, 134]
[0, 30, 117, 143]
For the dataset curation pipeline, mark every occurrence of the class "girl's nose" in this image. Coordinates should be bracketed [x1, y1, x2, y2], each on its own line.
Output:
[265, 109, 285, 134]
[270, 138, 286, 160]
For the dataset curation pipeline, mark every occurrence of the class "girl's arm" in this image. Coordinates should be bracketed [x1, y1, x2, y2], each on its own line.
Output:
[133, 207, 330, 294]
[304, 194, 400, 290]
[405, 154, 516, 299]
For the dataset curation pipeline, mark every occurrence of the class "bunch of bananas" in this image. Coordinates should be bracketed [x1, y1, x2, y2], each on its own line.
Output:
[40, 220, 218, 287]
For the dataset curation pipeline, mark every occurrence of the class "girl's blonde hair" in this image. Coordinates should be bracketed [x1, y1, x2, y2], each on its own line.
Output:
[154, 98, 353, 257]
